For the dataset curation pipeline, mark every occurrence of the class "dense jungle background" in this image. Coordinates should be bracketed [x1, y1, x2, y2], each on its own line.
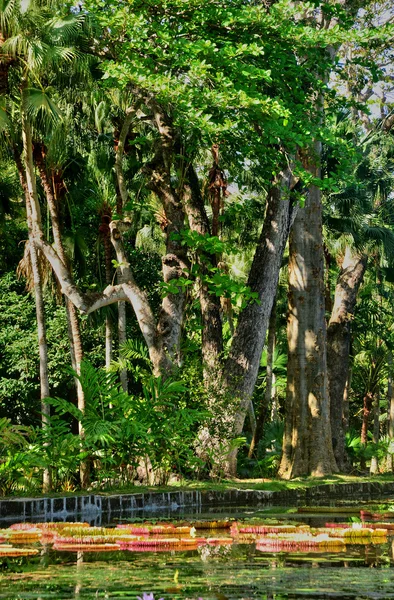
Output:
[1, 0, 394, 493]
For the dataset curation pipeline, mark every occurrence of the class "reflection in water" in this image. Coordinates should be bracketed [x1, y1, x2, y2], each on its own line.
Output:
[74, 550, 84, 597]
[1, 507, 394, 599]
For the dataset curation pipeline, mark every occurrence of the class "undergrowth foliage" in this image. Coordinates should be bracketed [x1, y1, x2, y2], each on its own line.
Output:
[0, 362, 209, 494]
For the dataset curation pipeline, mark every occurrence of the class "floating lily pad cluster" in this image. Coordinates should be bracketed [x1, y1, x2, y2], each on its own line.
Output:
[0, 516, 392, 556]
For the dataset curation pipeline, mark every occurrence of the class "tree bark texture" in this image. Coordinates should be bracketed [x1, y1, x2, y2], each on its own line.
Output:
[114, 110, 135, 389]
[118, 300, 128, 391]
[16, 150, 51, 491]
[99, 206, 114, 370]
[248, 297, 277, 459]
[327, 247, 367, 472]
[361, 391, 373, 445]
[35, 153, 85, 405]
[184, 165, 223, 379]
[370, 393, 380, 475]
[222, 167, 297, 475]
[387, 352, 394, 471]
[279, 179, 337, 479]
[35, 152, 89, 487]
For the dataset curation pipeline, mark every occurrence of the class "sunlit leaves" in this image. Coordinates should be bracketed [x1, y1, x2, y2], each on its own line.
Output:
[24, 87, 62, 127]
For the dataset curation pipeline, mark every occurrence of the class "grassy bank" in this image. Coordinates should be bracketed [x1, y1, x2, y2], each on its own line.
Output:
[2, 473, 394, 500]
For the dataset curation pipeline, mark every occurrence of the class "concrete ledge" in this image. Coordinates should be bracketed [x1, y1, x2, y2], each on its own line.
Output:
[0, 480, 394, 524]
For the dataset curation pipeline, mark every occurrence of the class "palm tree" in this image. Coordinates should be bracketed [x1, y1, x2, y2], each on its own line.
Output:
[324, 122, 394, 471]
[0, 0, 90, 487]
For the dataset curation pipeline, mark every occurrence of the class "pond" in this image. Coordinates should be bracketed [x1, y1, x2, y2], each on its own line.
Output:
[2, 502, 394, 600]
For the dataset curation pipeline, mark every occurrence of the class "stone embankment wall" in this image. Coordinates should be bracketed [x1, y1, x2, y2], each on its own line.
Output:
[1, 481, 394, 524]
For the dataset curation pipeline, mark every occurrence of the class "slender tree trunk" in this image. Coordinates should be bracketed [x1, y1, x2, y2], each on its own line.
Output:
[142, 103, 189, 369]
[370, 392, 380, 475]
[222, 167, 297, 475]
[327, 247, 367, 471]
[343, 366, 351, 441]
[387, 352, 394, 471]
[102, 220, 113, 369]
[270, 371, 278, 421]
[15, 139, 51, 491]
[118, 300, 127, 391]
[114, 110, 135, 390]
[29, 231, 52, 491]
[35, 153, 89, 487]
[106, 316, 113, 369]
[184, 165, 223, 380]
[361, 391, 373, 445]
[248, 297, 277, 458]
[279, 171, 337, 479]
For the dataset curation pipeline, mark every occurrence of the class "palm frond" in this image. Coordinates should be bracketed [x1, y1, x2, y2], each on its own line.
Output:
[362, 224, 394, 256]
[0, 34, 27, 60]
[120, 339, 149, 363]
[0, 0, 18, 35]
[25, 87, 62, 127]
[48, 14, 85, 44]
[44, 398, 82, 426]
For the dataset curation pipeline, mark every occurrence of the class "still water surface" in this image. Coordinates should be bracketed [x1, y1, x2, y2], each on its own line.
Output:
[1, 505, 394, 600]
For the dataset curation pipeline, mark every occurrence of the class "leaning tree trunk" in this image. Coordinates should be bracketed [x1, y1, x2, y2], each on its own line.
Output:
[327, 247, 367, 472]
[222, 167, 297, 476]
[279, 174, 337, 479]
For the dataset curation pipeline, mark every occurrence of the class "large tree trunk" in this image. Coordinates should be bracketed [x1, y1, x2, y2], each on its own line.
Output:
[221, 167, 297, 475]
[327, 247, 367, 472]
[279, 174, 337, 479]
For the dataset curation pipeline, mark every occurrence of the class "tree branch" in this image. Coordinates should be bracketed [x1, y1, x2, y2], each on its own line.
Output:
[114, 106, 137, 210]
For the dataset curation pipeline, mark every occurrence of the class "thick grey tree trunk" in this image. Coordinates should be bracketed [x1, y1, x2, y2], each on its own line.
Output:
[222, 167, 297, 475]
[327, 246, 367, 472]
[279, 174, 337, 479]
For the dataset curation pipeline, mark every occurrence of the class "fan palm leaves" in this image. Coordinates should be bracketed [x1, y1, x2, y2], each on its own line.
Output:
[324, 118, 394, 261]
